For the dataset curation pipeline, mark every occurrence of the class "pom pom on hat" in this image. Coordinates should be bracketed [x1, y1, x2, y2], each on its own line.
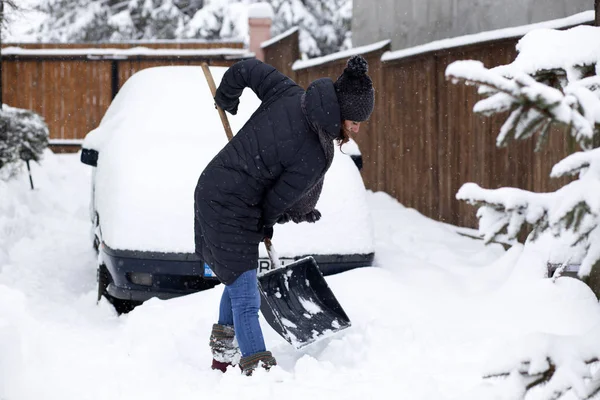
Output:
[334, 55, 374, 122]
[345, 55, 368, 77]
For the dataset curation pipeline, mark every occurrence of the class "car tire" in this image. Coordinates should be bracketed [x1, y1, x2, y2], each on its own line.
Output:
[97, 264, 141, 314]
[93, 235, 100, 253]
[97, 264, 110, 303]
[109, 298, 142, 315]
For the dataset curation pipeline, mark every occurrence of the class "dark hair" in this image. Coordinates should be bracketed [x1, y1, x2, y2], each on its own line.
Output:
[336, 125, 350, 148]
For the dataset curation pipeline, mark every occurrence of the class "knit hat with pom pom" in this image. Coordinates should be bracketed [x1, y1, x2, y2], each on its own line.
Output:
[333, 55, 374, 122]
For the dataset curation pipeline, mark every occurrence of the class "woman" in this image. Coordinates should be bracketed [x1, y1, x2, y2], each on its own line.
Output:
[194, 55, 374, 375]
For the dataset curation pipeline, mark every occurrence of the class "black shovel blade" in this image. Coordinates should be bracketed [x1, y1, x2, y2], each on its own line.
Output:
[258, 256, 351, 349]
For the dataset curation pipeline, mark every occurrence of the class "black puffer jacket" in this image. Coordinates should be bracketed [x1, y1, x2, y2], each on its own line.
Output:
[194, 59, 342, 285]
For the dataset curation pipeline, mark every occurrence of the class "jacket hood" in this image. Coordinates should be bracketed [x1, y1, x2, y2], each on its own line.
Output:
[303, 78, 342, 140]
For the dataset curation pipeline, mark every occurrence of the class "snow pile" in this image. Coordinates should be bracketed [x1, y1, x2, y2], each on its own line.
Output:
[2, 154, 600, 400]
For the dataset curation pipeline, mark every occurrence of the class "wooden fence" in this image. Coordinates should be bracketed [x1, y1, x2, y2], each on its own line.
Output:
[2, 26, 586, 229]
[262, 28, 300, 80]
[266, 30, 579, 228]
[2, 42, 249, 152]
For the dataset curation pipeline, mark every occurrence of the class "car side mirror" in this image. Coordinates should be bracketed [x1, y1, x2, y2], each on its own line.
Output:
[81, 148, 99, 167]
[350, 155, 363, 171]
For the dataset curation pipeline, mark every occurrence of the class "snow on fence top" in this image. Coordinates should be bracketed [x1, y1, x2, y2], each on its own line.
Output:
[248, 2, 274, 19]
[261, 27, 299, 49]
[2, 46, 254, 59]
[292, 40, 391, 71]
[496, 25, 600, 77]
[381, 10, 594, 63]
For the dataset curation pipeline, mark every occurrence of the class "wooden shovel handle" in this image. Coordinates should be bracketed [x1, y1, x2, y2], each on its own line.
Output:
[202, 63, 279, 266]
[201, 62, 234, 142]
[263, 238, 281, 269]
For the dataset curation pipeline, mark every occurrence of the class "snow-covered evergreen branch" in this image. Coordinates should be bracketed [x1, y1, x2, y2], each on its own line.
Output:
[33, 0, 351, 58]
[482, 326, 600, 400]
[0, 105, 49, 180]
[446, 59, 598, 150]
[447, 24, 600, 400]
[446, 25, 600, 279]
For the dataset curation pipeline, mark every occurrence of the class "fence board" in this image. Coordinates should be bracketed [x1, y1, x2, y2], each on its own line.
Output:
[433, 41, 536, 226]
[2, 59, 113, 144]
[382, 56, 438, 217]
[263, 29, 300, 81]
[375, 36, 576, 228]
[532, 125, 573, 193]
[2, 43, 243, 149]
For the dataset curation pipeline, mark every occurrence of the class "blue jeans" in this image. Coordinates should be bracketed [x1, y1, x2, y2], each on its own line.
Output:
[218, 269, 266, 358]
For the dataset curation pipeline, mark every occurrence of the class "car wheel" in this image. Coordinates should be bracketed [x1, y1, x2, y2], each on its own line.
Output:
[97, 264, 141, 314]
[109, 297, 142, 315]
[92, 213, 101, 253]
[93, 235, 100, 253]
[97, 264, 110, 303]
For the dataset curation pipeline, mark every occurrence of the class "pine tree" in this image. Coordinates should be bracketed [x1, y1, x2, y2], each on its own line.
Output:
[32, 0, 351, 57]
[446, 25, 600, 279]
[34, 0, 114, 42]
[446, 25, 600, 399]
[35, 0, 189, 41]
[269, 0, 351, 57]
[0, 105, 49, 181]
[1, 0, 20, 29]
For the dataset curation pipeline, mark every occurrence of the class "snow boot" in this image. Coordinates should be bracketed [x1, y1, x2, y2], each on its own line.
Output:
[209, 324, 241, 372]
[239, 351, 277, 376]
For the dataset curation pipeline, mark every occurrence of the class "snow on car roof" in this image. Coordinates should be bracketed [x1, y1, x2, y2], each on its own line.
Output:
[83, 65, 373, 257]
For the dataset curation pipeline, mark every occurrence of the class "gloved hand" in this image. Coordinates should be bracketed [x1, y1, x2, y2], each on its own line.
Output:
[214, 93, 239, 115]
[276, 213, 292, 224]
[263, 226, 274, 241]
[288, 209, 321, 223]
[304, 209, 321, 223]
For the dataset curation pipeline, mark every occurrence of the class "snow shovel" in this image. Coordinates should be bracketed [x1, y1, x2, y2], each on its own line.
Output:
[259, 239, 352, 348]
[201, 63, 351, 348]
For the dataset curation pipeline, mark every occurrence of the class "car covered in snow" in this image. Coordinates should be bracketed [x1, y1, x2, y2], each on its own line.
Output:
[80, 65, 374, 312]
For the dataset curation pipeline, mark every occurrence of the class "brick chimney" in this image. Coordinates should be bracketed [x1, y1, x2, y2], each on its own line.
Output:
[248, 2, 273, 62]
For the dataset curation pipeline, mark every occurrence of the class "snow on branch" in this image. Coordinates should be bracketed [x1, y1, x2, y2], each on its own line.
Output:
[481, 326, 600, 400]
[446, 25, 600, 151]
[0, 105, 49, 180]
[448, 25, 600, 280]
[449, 25, 600, 399]
[446, 58, 598, 150]
[457, 177, 600, 279]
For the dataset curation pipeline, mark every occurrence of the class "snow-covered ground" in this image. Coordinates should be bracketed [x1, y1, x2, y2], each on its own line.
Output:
[1, 151, 599, 400]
